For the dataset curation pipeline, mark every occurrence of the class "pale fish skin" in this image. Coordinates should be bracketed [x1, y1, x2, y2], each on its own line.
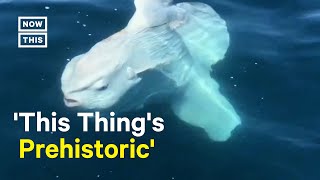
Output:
[61, 0, 241, 141]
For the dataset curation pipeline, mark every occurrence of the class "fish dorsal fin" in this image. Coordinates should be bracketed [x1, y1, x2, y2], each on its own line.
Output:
[126, 0, 174, 32]
[134, 0, 172, 10]
[127, 1, 229, 70]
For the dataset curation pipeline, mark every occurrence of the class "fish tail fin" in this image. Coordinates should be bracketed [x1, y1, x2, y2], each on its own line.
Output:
[173, 2, 230, 69]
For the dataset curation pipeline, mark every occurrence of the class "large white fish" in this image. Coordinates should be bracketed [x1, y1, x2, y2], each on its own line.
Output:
[61, 0, 241, 141]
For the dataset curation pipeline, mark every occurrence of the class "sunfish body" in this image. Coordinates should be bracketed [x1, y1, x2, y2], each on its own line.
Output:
[61, 0, 241, 141]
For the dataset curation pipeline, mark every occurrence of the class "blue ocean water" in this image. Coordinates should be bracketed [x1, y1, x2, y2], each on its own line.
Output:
[0, 0, 319, 179]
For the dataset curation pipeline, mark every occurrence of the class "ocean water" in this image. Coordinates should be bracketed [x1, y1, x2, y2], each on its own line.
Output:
[0, 0, 320, 179]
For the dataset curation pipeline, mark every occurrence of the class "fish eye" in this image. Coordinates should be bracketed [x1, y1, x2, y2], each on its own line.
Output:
[97, 84, 109, 91]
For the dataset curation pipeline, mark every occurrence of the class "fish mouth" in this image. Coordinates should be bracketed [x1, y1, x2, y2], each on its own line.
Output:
[64, 97, 80, 107]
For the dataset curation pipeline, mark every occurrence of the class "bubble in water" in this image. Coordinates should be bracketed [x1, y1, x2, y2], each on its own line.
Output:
[45, 6, 50, 10]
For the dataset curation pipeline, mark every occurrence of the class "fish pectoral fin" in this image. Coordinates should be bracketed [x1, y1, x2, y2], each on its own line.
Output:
[127, 66, 138, 80]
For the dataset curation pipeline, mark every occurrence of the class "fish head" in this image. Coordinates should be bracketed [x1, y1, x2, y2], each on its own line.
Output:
[61, 50, 141, 110]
